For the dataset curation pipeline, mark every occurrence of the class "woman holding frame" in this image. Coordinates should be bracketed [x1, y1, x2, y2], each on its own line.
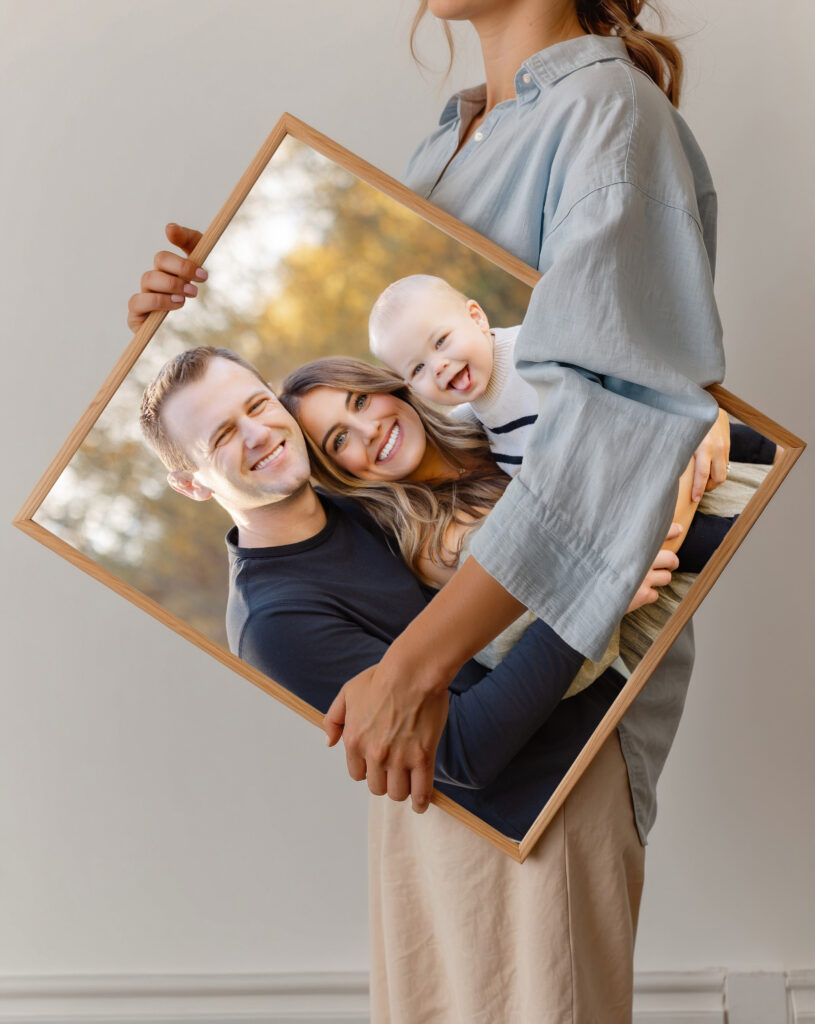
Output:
[129, 0, 728, 1017]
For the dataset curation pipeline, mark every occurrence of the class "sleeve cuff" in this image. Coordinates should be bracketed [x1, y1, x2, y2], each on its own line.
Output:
[469, 472, 680, 661]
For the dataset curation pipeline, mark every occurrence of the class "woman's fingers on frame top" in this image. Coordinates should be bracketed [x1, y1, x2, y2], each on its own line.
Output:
[141, 268, 198, 297]
[126, 225, 207, 332]
[127, 285, 191, 331]
[164, 222, 203, 255]
[127, 290, 184, 332]
[153, 249, 208, 283]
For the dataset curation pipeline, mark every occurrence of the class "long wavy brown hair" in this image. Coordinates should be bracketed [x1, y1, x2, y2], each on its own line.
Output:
[411, 0, 683, 107]
[279, 357, 509, 584]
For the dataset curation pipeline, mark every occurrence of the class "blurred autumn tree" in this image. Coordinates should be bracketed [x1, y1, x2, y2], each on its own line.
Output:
[36, 137, 531, 651]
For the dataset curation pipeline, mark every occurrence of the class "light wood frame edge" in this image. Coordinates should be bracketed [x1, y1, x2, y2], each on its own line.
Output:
[517, 395, 805, 861]
[12, 112, 525, 861]
[13, 518, 521, 859]
[15, 112, 539, 526]
[12, 113, 805, 864]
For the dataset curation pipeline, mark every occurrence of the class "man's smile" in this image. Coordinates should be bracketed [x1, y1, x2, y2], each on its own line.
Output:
[250, 440, 286, 471]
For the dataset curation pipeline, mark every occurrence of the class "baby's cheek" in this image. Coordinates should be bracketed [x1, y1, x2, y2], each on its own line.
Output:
[405, 380, 432, 403]
[471, 366, 492, 396]
[409, 381, 438, 404]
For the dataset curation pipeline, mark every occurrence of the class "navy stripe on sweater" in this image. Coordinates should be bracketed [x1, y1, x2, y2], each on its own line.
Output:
[490, 414, 538, 434]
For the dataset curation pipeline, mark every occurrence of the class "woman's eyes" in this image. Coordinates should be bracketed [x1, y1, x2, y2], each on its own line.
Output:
[214, 427, 233, 448]
[331, 394, 367, 451]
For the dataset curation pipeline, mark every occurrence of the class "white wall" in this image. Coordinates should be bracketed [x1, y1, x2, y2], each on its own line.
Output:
[1, 0, 812, 996]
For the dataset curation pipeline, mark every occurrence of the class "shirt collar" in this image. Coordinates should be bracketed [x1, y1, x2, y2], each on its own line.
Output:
[439, 34, 630, 125]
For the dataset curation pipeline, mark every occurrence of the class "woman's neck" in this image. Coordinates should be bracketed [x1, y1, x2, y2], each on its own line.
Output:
[471, 2, 587, 114]
[408, 438, 468, 483]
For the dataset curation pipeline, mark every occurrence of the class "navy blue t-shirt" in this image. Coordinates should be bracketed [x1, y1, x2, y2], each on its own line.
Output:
[225, 495, 625, 840]
[223, 418, 767, 842]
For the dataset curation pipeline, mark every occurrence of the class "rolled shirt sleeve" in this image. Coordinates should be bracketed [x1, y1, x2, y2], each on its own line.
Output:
[405, 40, 725, 661]
[403, 36, 727, 835]
[470, 181, 724, 660]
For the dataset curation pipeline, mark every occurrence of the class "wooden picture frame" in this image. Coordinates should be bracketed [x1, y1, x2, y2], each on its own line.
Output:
[13, 113, 806, 862]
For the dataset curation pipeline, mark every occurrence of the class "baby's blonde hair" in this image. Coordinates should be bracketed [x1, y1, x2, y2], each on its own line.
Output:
[369, 274, 468, 364]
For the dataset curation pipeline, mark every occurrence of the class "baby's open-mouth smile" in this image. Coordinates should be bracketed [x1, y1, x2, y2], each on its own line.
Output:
[447, 365, 472, 392]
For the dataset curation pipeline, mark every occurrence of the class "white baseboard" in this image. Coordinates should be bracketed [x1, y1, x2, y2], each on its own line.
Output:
[790, 972, 815, 1024]
[0, 972, 369, 1024]
[633, 971, 725, 1024]
[0, 969, 810, 1023]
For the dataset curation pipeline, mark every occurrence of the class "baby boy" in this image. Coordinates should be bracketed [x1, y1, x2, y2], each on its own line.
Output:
[368, 274, 537, 476]
[369, 273, 620, 692]
[368, 274, 766, 686]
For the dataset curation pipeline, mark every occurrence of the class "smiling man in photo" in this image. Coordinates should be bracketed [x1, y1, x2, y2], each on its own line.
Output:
[137, 342, 667, 836]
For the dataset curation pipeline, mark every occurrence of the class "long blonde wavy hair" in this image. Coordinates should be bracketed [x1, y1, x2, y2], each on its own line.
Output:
[411, 0, 683, 107]
[279, 357, 509, 584]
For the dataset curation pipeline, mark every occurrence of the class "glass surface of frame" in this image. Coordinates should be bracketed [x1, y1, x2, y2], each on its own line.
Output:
[13, 114, 806, 861]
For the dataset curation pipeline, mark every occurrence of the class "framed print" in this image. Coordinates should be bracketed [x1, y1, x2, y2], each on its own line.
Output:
[13, 114, 806, 861]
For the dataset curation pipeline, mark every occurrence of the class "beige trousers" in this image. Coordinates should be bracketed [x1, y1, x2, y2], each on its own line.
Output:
[369, 732, 644, 1024]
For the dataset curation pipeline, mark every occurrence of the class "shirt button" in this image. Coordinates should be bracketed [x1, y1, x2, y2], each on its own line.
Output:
[522, 73, 531, 84]
[474, 130, 483, 141]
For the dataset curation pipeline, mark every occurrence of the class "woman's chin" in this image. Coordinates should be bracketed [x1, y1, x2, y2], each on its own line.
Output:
[374, 445, 425, 482]
[356, 460, 407, 483]
[375, 460, 411, 482]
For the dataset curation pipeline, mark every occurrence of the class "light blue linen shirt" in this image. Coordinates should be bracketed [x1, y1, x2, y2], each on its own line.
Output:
[403, 34, 725, 840]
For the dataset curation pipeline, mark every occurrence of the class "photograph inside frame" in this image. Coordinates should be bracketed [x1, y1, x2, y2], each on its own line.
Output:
[27, 125, 790, 857]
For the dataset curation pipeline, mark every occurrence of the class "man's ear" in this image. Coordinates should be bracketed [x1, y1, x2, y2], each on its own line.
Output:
[167, 470, 213, 502]
[466, 299, 490, 333]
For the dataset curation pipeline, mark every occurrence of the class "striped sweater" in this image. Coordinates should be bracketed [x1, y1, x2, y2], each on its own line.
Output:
[466, 325, 538, 477]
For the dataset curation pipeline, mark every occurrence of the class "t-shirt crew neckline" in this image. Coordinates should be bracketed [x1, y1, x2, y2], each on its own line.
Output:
[225, 494, 340, 559]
